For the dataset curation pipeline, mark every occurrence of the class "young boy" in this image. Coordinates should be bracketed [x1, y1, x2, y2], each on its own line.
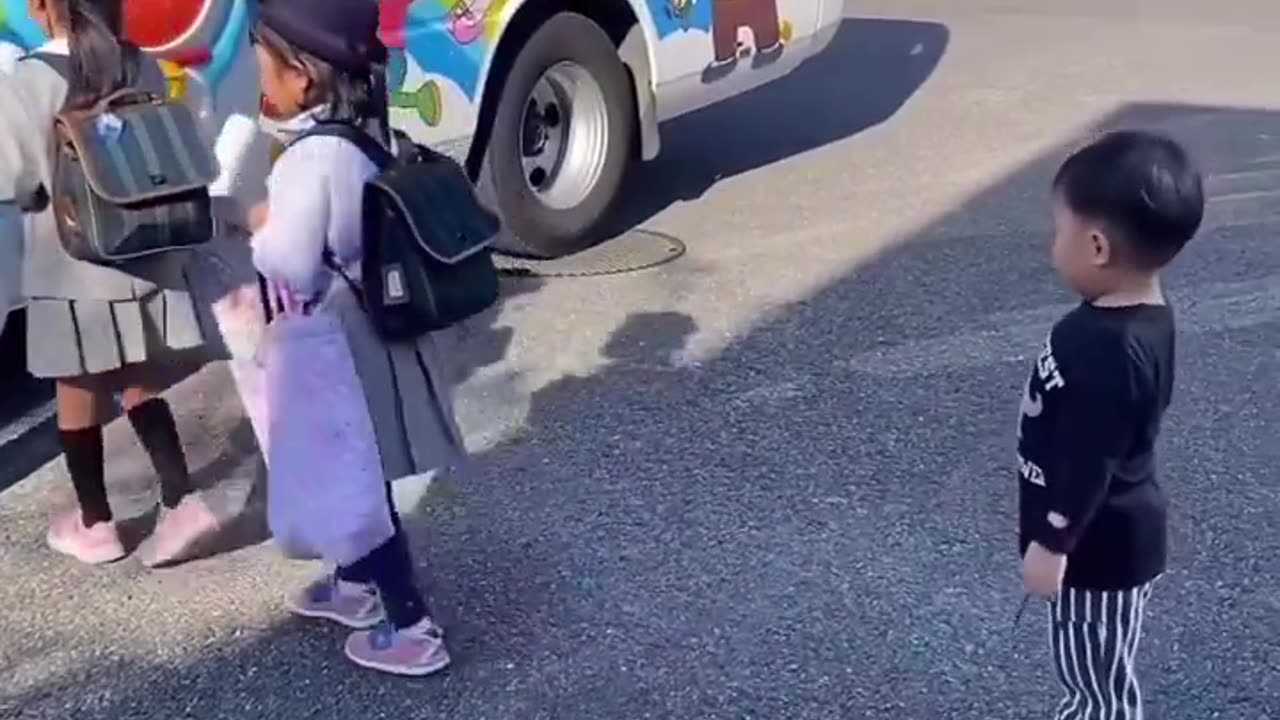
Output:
[1017, 130, 1204, 719]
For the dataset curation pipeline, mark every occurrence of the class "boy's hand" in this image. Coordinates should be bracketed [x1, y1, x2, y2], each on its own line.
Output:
[1022, 541, 1067, 599]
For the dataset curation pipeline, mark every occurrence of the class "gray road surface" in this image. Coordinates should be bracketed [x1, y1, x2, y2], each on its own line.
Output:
[2, 2, 1279, 718]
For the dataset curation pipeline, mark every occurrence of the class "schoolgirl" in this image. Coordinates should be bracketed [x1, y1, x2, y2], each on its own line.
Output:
[0, 0, 214, 568]
[249, 0, 466, 676]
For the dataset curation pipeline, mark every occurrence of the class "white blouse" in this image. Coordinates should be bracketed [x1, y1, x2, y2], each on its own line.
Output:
[251, 130, 378, 301]
[0, 39, 67, 207]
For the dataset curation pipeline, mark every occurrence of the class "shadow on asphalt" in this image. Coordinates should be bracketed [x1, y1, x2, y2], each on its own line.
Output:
[0, 15, 944, 493]
[5, 33, 1280, 720]
[0, 342, 211, 495]
[607, 17, 952, 235]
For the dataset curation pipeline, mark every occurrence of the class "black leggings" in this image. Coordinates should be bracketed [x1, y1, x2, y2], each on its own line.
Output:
[335, 484, 429, 629]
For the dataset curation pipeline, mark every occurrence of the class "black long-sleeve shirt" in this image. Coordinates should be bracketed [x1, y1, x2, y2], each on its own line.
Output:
[1017, 302, 1174, 590]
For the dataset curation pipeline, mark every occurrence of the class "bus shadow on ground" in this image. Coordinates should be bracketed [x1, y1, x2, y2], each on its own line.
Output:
[607, 17, 951, 235]
[4, 101, 1280, 719]
[0, 17, 941, 494]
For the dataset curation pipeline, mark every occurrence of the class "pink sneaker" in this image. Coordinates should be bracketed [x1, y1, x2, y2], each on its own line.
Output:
[288, 575, 385, 629]
[46, 511, 127, 565]
[137, 495, 221, 568]
[345, 619, 451, 677]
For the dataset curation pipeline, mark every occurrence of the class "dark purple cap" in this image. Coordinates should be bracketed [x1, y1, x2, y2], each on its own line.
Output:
[259, 0, 388, 71]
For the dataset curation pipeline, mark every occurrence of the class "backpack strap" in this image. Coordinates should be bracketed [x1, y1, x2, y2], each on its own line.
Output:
[289, 121, 397, 170]
[12, 53, 69, 214]
[20, 52, 71, 78]
[282, 122, 391, 312]
[19, 51, 169, 100]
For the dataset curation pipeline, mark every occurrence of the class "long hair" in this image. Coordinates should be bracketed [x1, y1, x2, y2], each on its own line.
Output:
[250, 22, 389, 138]
[56, 0, 142, 110]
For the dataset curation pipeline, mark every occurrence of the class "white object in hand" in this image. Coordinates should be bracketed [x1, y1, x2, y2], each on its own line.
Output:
[209, 113, 258, 197]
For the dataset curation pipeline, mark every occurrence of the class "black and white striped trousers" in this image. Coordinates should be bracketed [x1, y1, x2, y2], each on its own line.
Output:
[1048, 582, 1155, 720]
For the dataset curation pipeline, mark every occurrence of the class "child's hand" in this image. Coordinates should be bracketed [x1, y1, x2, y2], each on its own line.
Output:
[1022, 541, 1067, 599]
[249, 201, 269, 232]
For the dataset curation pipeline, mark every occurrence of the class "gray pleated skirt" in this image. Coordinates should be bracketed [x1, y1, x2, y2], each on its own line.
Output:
[326, 284, 468, 481]
[25, 287, 210, 379]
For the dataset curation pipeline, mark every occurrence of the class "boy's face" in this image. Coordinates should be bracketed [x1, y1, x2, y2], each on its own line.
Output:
[1050, 193, 1115, 299]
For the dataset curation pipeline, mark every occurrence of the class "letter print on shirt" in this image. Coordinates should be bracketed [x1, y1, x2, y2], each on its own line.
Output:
[1017, 333, 1065, 441]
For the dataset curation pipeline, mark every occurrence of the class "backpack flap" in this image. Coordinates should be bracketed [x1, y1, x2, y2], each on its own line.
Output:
[368, 159, 500, 265]
[297, 122, 502, 338]
[358, 158, 501, 339]
[53, 92, 218, 207]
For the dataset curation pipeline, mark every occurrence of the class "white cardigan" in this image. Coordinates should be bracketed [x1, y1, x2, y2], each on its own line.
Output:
[251, 125, 378, 302]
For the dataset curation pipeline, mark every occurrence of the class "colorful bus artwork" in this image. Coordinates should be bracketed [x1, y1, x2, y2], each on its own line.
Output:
[0, 0, 842, 259]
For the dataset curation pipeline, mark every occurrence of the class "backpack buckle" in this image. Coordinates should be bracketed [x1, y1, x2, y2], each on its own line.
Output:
[382, 264, 408, 305]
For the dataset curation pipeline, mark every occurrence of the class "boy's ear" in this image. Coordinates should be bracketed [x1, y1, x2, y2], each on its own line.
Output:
[1088, 228, 1113, 267]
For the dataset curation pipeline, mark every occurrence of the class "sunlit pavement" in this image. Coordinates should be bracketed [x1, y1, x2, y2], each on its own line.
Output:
[2, 2, 1279, 718]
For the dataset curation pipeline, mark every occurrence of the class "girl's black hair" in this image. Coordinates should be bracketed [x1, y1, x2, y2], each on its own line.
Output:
[58, 0, 143, 110]
[250, 22, 389, 134]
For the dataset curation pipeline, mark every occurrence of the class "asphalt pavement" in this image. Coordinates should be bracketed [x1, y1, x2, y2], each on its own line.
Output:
[2, 2, 1279, 718]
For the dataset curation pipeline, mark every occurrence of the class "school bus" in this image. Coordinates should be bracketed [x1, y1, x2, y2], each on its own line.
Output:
[0, 0, 840, 265]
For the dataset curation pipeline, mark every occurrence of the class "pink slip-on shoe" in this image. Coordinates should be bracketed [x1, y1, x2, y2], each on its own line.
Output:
[137, 495, 221, 568]
[288, 575, 385, 630]
[46, 511, 127, 565]
[345, 619, 452, 677]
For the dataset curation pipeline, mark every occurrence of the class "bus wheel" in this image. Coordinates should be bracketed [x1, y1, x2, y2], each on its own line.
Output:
[481, 13, 635, 259]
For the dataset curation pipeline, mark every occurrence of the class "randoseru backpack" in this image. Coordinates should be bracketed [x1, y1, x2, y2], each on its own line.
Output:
[25, 53, 217, 265]
[291, 122, 501, 340]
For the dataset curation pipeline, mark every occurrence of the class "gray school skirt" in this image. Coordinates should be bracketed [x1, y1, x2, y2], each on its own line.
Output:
[325, 284, 468, 481]
[25, 288, 210, 379]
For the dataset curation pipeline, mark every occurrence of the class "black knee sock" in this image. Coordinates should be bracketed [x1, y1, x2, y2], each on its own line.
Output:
[339, 531, 428, 629]
[127, 398, 191, 509]
[335, 488, 429, 629]
[60, 426, 111, 525]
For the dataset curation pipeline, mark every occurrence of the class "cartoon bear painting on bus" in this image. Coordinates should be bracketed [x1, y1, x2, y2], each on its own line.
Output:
[702, 0, 788, 82]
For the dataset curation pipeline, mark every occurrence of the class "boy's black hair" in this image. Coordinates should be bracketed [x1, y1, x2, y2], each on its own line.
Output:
[250, 22, 388, 132]
[1053, 130, 1205, 269]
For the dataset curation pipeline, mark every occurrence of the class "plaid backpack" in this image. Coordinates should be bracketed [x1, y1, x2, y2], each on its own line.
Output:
[25, 53, 216, 265]
[290, 122, 501, 340]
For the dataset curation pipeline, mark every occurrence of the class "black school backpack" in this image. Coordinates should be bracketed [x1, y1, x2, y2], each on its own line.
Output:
[24, 53, 217, 265]
[291, 122, 501, 340]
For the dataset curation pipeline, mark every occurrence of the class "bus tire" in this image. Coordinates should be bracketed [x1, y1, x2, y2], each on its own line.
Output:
[480, 12, 635, 259]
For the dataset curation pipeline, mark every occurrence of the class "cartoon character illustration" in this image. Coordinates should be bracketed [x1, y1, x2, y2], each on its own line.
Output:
[664, 0, 696, 28]
[1, 0, 44, 51]
[0, 0, 18, 47]
[701, 0, 788, 83]
[0, 1, 20, 74]
[122, 0, 250, 105]
[1, 0, 249, 103]
[382, 0, 443, 127]
[448, 0, 495, 45]
[124, 0, 209, 50]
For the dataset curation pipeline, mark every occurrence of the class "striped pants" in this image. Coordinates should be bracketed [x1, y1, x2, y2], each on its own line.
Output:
[1048, 582, 1155, 720]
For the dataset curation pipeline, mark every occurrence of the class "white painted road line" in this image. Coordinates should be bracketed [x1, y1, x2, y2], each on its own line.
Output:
[0, 398, 55, 447]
